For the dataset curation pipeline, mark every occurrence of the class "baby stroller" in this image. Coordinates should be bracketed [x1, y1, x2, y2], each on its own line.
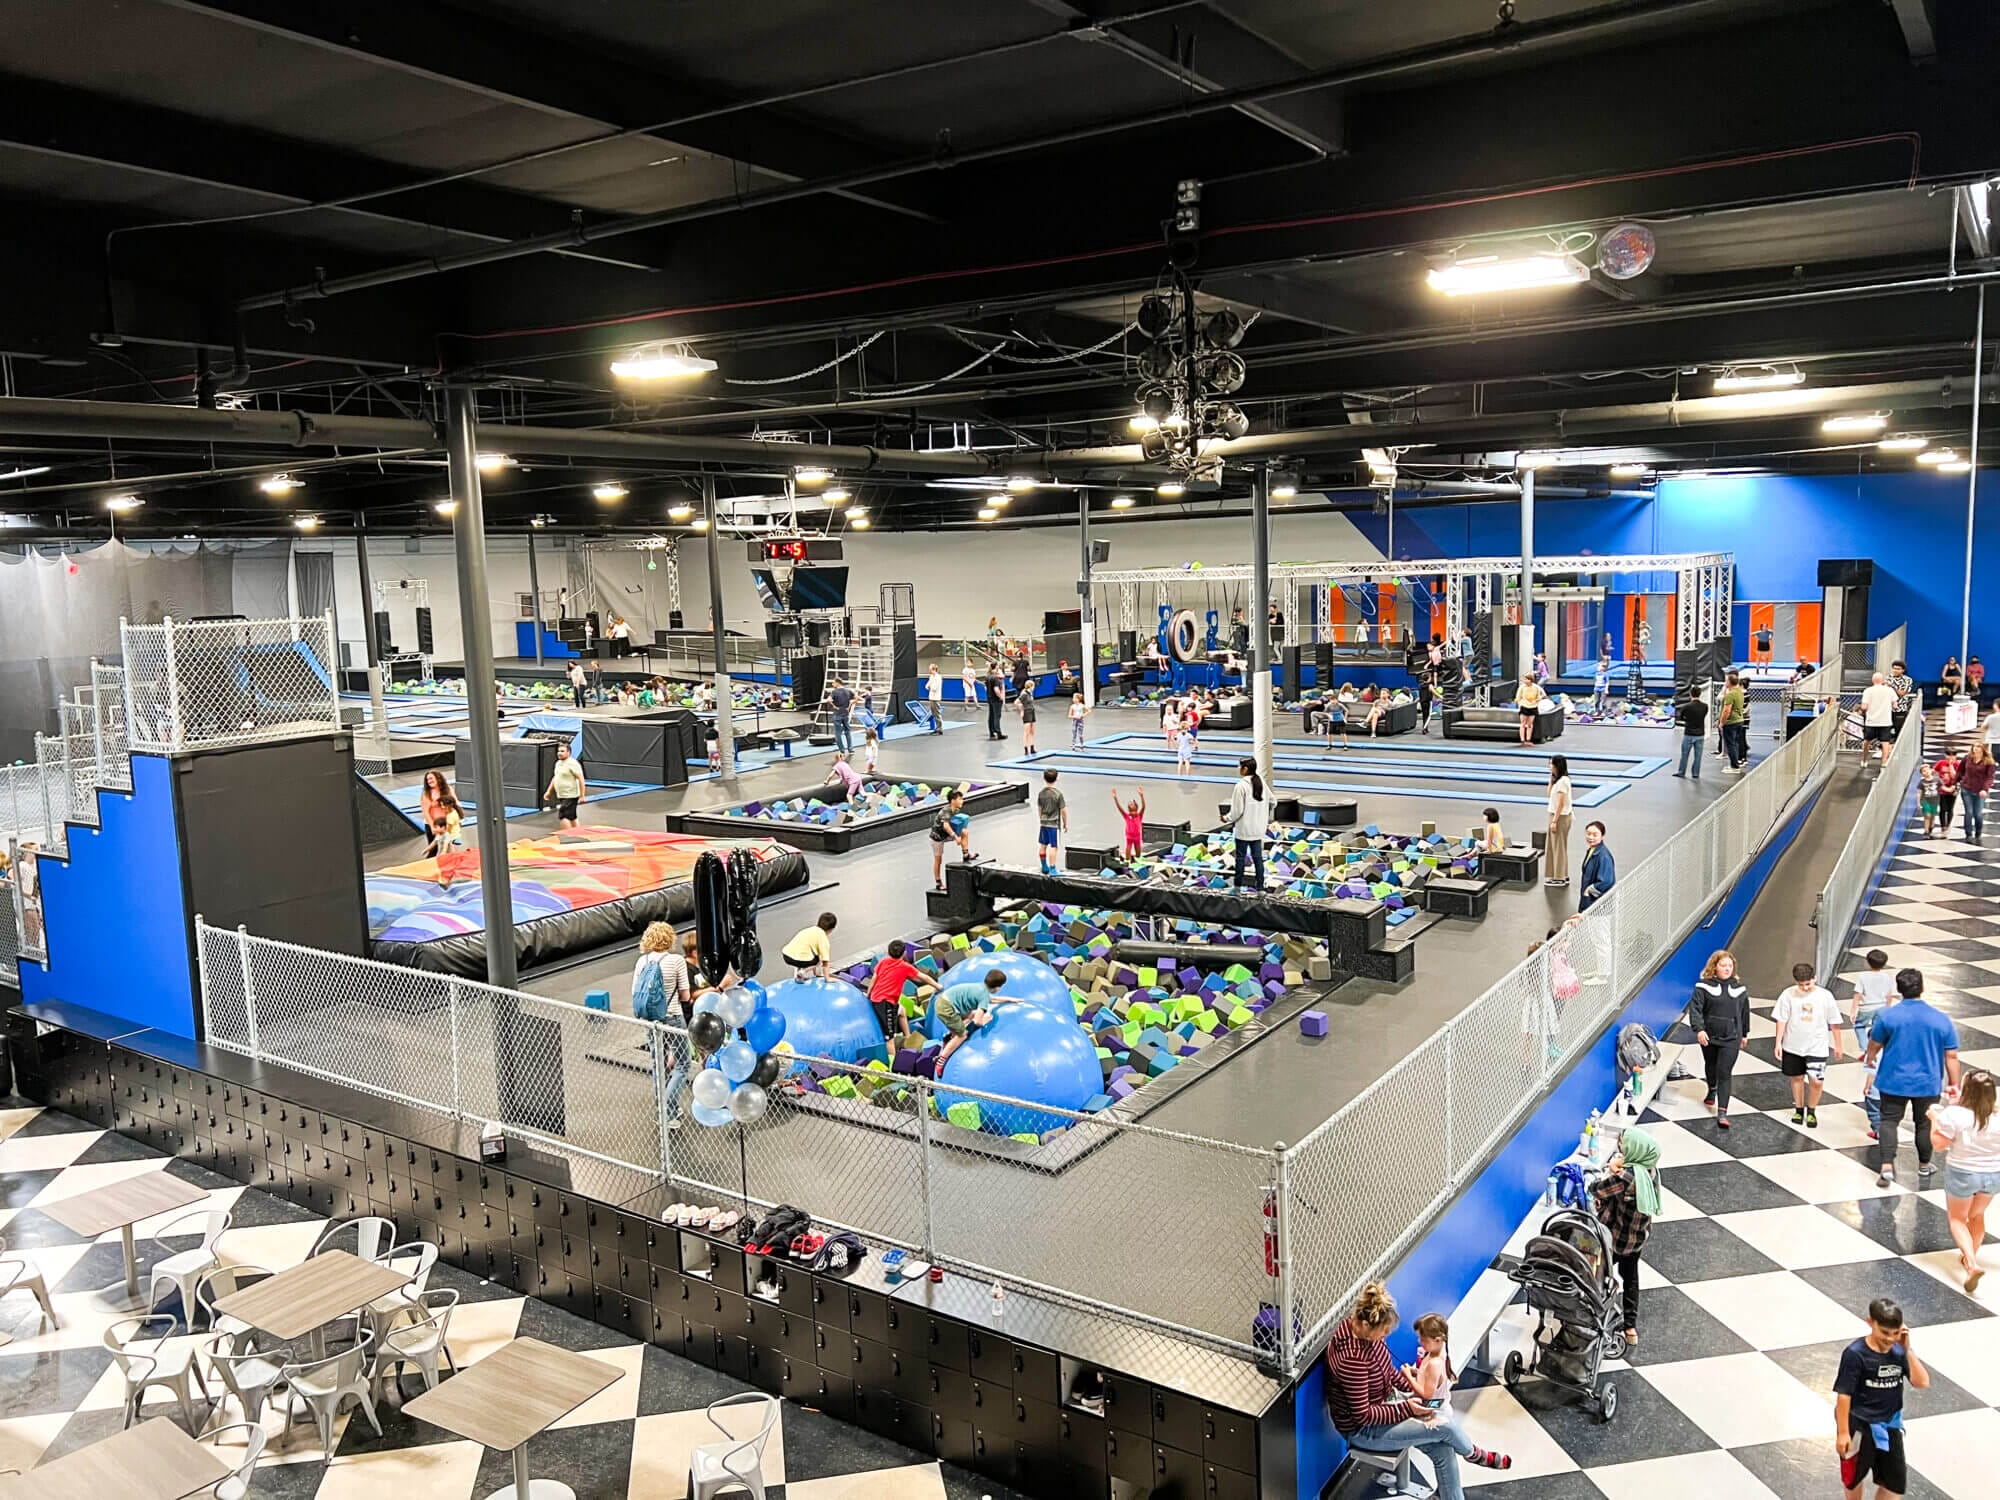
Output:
[1501, 1209, 1621, 1422]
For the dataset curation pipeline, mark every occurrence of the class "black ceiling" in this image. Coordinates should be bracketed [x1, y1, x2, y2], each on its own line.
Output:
[1, 0, 1997, 538]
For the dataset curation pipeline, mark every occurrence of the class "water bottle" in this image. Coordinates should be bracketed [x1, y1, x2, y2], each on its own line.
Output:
[1545, 1170, 1558, 1207]
[991, 1280, 1006, 1319]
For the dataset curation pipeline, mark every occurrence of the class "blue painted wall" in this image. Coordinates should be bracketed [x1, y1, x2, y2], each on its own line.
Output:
[20, 753, 197, 1038]
[1289, 781, 1823, 1497]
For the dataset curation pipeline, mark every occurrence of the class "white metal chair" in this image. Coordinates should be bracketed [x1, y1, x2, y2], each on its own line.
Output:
[373, 1289, 457, 1399]
[194, 1263, 275, 1337]
[688, 1391, 781, 1500]
[197, 1419, 266, 1500]
[280, 1321, 381, 1460]
[0, 1237, 58, 1346]
[204, 1326, 290, 1427]
[147, 1209, 232, 1329]
[363, 1242, 438, 1335]
[309, 1217, 396, 1264]
[105, 1313, 212, 1430]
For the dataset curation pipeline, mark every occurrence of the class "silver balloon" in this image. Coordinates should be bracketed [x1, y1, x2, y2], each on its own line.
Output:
[715, 986, 757, 1029]
[728, 1082, 769, 1123]
[691, 1068, 732, 1112]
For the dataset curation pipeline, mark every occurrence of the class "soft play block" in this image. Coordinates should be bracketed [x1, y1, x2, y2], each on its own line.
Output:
[584, 989, 611, 1012]
[945, 1101, 983, 1130]
[1108, 1077, 1140, 1101]
[1193, 1010, 1221, 1034]
[1299, 1010, 1329, 1037]
[1084, 1094, 1114, 1113]
[823, 1076, 859, 1100]
[1147, 1051, 1178, 1076]
[1227, 1005, 1255, 1026]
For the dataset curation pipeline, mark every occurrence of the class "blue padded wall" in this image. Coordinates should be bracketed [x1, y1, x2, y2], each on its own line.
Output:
[20, 753, 196, 1038]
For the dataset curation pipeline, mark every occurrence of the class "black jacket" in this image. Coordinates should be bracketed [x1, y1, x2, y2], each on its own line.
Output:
[1687, 977, 1751, 1042]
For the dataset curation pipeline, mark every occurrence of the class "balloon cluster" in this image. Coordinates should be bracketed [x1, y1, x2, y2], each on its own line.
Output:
[686, 848, 781, 1128]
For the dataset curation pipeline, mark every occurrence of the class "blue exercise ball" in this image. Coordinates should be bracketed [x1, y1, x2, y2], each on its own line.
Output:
[761, 976, 884, 1067]
[934, 1004, 1101, 1138]
[937, 951, 1074, 1019]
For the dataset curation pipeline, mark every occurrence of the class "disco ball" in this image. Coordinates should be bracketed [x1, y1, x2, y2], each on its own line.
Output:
[1597, 223, 1657, 282]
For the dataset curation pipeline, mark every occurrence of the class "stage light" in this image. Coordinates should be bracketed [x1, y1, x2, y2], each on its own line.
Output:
[1917, 448, 1959, 465]
[977, 507, 999, 520]
[843, 506, 866, 520]
[434, 499, 457, 516]
[1110, 496, 1135, 509]
[259, 473, 302, 495]
[1712, 366, 1804, 392]
[1426, 252, 1589, 296]
[851, 516, 871, 530]
[1877, 434, 1930, 453]
[1609, 462, 1648, 478]
[1271, 476, 1299, 499]
[1364, 448, 1398, 478]
[591, 483, 627, 502]
[667, 502, 694, 521]
[104, 493, 142, 511]
[1822, 412, 1889, 434]
[987, 493, 1011, 508]
[794, 465, 833, 485]
[293, 515, 321, 530]
[1129, 413, 1159, 433]
[609, 340, 717, 379]
[475, 452, 514, 473]
[1157, 480, 1186, 497]
[1937, 460, 1973, 474]
[1006, 476, 1037, 492]
[822, 487, 851, 503]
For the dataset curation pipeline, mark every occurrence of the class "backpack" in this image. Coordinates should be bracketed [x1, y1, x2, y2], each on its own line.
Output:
[1616, 1022, 1661, 1076]
[633, 954, 667, 1023]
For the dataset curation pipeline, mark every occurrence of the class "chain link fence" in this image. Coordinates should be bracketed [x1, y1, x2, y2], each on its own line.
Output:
[122, 614, 339, 751]
[1815, 712, 1924, 978]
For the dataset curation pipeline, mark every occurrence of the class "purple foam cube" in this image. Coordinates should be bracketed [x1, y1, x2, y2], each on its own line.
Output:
[892, 1046, 922, 1075]
[1264, 979, 1286, 1000]
[1259, 962, 1285, 982]
[1177, 1045, 1200, 1057]
[1108, 1077, 1140, 1100]
[1299, 1010, 1329, 1037]
[1108, 1065, 1137, 1084]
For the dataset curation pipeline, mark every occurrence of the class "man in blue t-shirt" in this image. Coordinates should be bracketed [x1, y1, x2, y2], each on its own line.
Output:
[1866, 968, 1962, 1188]
[1833, 1296, 1929, 1500]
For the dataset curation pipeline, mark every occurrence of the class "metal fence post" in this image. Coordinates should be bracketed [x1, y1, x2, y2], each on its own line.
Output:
[650, 1024, 673, 1186]
[1275, 1142, 1296, 1375]
[36, 735, 53, 841]
[916, 1079, 937, 1261]
[1441, 1026, 1456, 1186]
[235, 925, 261, 1058]
[322, 610, 340, 730]
[88, 660, 106, 785]
[447, 979, 464, 1122]
[163, 616, 185, 747]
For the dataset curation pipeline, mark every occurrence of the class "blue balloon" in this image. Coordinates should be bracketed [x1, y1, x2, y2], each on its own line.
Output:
[718, 1039, 758, 1084]
[934, 1003, 1101, 1138]
[692, 1100, 734, 1128]
[743, 1005, 786, 1054]
[761, 977, 884, 1067]
[739, 978, 768, 1006]
[691, 990, 721, 1017]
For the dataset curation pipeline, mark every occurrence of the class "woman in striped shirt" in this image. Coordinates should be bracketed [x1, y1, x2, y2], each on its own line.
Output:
[1323, 1283, 1509, 1499]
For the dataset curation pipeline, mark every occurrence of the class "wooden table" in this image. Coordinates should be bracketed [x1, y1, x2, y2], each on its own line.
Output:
[406, 1337, 622, 1500]
[0, 1417, 230, 1500]
[39, 1171, 208, 1309]
[211, 1249, 411, 1355]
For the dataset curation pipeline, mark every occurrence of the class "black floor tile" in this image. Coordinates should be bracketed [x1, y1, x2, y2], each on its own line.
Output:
[222, 1186, 321, 1229]
[163, 1158, 243, 1191]
[1764, 1336, 1984, 1421]
[1718, 1072, 1809, 1116]
[513, 1296, 643, 1353]
[68, 1131, 167, 1166]
[471, 1411, 634, 1500]
[780, 1400, 931, 1483]
[1733, 1434, 1953, 1500]
[635, 1342, 750, 1417]
[0, 1167, 64, 1211]
[1617, 1286, 1754, 1366]
[38, 1407, 141, 1464]
[5, 1110, 101, 1138]
[429, 1260, 528, 1305]
[0, 1346, 115, 1417]
[1637, 1219, 1782, 1284]
[1821, 1194, 1987, 1257]
[0, 1206, 90, 1250]
[1907, 916, 2000, 940]
[1408, 1472, 1595, 1500]
[1659, 1160, 1808, 1216]
[336, 1374, 463, 1452]
[1798, 1257, 1994, 1328]
[1507, 1358, 1718, 1467]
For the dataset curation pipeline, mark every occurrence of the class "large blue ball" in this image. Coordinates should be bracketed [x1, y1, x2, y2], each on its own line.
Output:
[761, 976, 884, 1067]
[934, 1004, 1101, 1137]
[937, 951, 1074, 1020]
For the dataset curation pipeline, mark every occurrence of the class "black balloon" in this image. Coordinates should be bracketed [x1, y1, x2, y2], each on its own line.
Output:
[749, 1052, 782, 1088]
[692, 850, 733, 981]
[734, 930, 763, 979]
[688, 1011, 727, 1054]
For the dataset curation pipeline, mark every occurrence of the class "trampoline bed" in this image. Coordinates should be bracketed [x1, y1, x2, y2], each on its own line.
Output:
[366, 825, 809, 976]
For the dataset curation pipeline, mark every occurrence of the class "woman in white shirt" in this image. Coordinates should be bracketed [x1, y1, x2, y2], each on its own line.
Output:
[1545, 755, 1573, 889]
[1933, 1068, 2000, 1292]
[1223, 758, 1270, 892]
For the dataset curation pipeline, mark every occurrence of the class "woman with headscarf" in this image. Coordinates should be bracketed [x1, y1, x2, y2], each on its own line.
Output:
[1589, 1126, 1660, 1350]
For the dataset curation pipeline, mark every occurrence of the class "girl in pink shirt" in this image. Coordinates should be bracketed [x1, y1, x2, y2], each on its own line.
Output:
[1112, 788, 1147, 860]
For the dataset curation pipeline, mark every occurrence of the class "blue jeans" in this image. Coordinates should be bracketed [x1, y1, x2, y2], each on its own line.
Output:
[1233, 836, 1265, 890]
[1964, 789, 1987, 839]
[1855, 1011, 1882, 1132]
[1676, 734, 1703, 776]
[833, 714, 852, 753]
[663, 1053, 690, 1116]
[1346, 1414, 1475, 1500]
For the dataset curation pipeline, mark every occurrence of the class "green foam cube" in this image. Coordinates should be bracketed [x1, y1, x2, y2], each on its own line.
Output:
[946, 1101, 983, 1130]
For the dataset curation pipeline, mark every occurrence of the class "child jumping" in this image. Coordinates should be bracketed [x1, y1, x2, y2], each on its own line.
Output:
[930, 789, 971, 891]
[1113, 788, 1147, 860]
[1068, 693, 1089, 748]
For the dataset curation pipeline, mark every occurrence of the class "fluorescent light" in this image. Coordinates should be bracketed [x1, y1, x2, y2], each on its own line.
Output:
[0, 465, 51, 482]
[609, 340, 718, 379]
[591, 483, 627, 502]
[843, 506, 866, 520]
[104, 493, 143, 512]
[434, 499, 458, 516]
[850, 516, 871, 530]
[1271, 480, 1298, 499]
[1917, 449, 1959, 466]
[1712, 367, 1804, 392]
[293, 515, 321, 530]
[1005, 476, 1037, 493]
[475, 452, 513, 473]
[259, 473, 302, 495]
[977, 507, 999, 520]
[1156, 481, 1186, 497]
[1129, 413, 1159, 433]
[667, 503, 694, 521]
[1937, 460, 1973, 474]
[692, 517, 710, 532]
[988, 493, 1011, 508]
[1877, 434, 1930, 452]
[822, 487, 851, 503]
[1822, 412, 1889, 434]
[529, 515, 550, 528]
[794, 466, 833, 485]
[1427, 252, 1589, 296]
[1609, 462, 1648, 478]
[1515, 451, 1560, 470]
[1110, 496, 1135, 509]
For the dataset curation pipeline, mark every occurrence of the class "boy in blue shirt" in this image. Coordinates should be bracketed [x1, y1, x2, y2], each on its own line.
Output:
[1866, 968, 1962, 1187]
[1834, 1297, 1929, 1500]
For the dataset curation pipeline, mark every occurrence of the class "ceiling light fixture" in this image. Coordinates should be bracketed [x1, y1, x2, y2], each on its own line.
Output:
[434, 499, 458, 516]
[259, 474, 302, 495]
[822, 487, 851, 503]
[987, 493, 1010, 508]
[851, 516, 871, 530]
[667, 503, 694, 521]
[1427, 251, 1589, 297]
[293, 515, 321, 530]
[1110, 496, 1135, 509]
[591, 483, 627, 502]
[843, 506, 866, 520]
[0, 465, 51, 482]
[1877, 434, 1931, 452]
[1712, 366, 1804, 392]
[692, 517, 710, 532]
[1609, 462, 1648, 478]
[1822, 412, 1890, 434]
[1937, 460, 1973, 474]
[1157, 481, 1186, 497]
[1005, 476, 1037, 493]
[1128, 413, 1159, 433]
[475, 452, 514, 473]
[977, 507, 999, 521]
[794, 466, 833, 485]
[1515, 451, 1560, 470]
[1271, 476, 1299, 499]
[105, 493, 143, 512]
[609, 339, 718, 379]
[1916, 448, 1959, 466]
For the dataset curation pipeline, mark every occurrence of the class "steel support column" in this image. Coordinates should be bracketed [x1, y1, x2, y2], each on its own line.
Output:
[705, 476, 737, 780]
[353, 510, 390, 773]
[1965, 285, 1987, 668]
[1520, 466, 1536, 658]
[1250, 464, 1274, 783]
[525, 524, 545, 667]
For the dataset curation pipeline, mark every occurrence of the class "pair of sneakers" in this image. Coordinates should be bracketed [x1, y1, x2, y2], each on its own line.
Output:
[1790, 1106, 1820, 1129]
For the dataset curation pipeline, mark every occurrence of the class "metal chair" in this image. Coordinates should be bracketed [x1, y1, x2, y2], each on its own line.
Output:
[194, 1263, 273, 1337]
[279, 1320, 381, 1460]
[105, 1313, 212, 1430]
[373, 1289, 458, 1399]
[308, 1217, 396, 1264]
[688, 1391, 781, 1500]
[0, 1236, 58, 1347]
[146, 1209, 232, 1329]
[197, 1420, 267, 1500]
[363, 1242, 438, 1334]
[204, 1326, 290, 1427]
[1348, 1447, 1436, 1498]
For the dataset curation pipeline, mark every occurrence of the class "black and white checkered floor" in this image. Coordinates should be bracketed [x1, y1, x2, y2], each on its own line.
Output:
[1452, 811, 1999, 1500]
[0, 1106, 1030, 1500]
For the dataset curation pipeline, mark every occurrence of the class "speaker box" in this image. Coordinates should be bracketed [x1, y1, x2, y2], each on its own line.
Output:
[1282, 645, 1302, 701]
[669, 609, 684, 630]
[1117, 629, 1139, 664]
[790, 652, 826, 714]
[373, 610, 394, 656]
[1042, 609, 1083, 633]
[414, 606, 434, 654]
[1817, 558, 1874, 587]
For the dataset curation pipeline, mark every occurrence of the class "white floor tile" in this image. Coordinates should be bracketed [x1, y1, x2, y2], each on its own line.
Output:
[1637, 1351, 1834, 1448]
[1651, 1186, 1706, 1223]
[1713, 1205, 1895, 1269]
[0, 1412, 72, 1473]
[1450, 1380, 1578, 1487]
[27, 1156, 171, 1207]
[1643, 1120, 1733, 1169]
[1767, 1100, 1875, 1151]
[1743, 1148, 1906, 1203]
[547, 1339, 644, 1430]
[630, 1404, 788, 1495]
[1897, 1317, 2000, 1405]
[1672, 1271, 1866, 1351]
[786, 1464, 948, 1500]
[1903, 1406, 2000, 1500]
[1584, 1447, 1785, 1500]
[0, 1130, 104, 1174]
[313, 1436, 484, 1500]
